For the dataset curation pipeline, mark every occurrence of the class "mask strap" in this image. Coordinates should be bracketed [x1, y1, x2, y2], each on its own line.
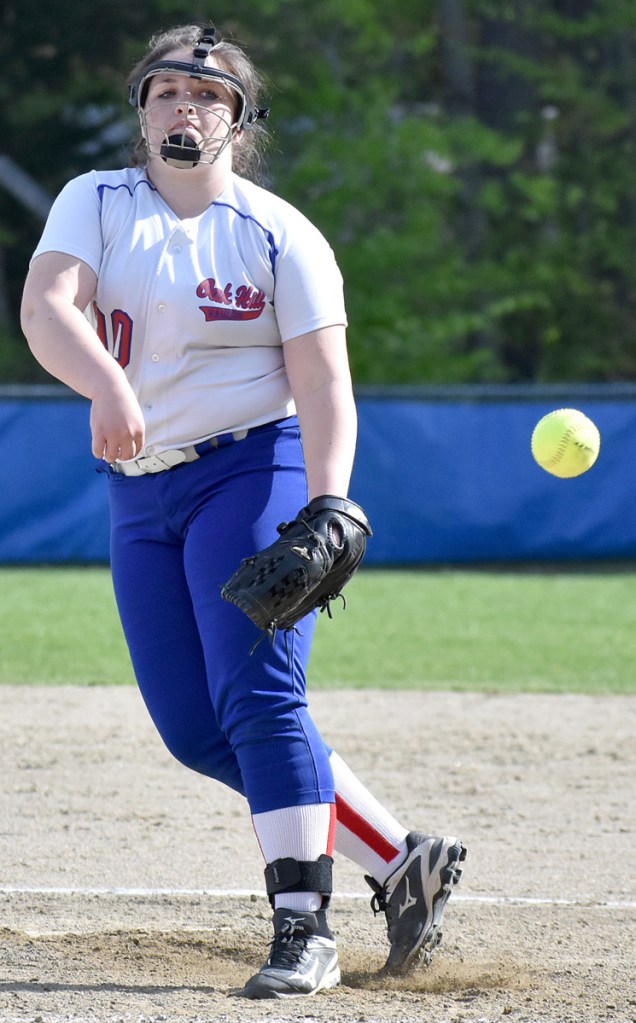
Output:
[193, 25, 218, 62]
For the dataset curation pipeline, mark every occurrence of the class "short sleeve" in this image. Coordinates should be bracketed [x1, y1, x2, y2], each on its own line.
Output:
[31, 172, 104, 274]
[272, 214, 347, 342]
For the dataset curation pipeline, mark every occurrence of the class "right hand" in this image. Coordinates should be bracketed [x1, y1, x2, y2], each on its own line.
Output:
[90, 380, 146, 463]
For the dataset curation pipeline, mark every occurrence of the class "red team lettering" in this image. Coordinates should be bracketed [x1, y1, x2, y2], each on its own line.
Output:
[197, 277, 266, 321]
[196, 277, 234, 304]
[235, 284, 266, 311]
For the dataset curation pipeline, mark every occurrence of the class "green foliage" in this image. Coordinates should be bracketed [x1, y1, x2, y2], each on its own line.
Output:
[0, 327, 52, 383]
[3, 0, 636, 384]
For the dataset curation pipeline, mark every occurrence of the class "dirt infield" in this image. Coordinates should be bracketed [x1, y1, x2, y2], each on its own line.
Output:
[0, 686, 634, 1023]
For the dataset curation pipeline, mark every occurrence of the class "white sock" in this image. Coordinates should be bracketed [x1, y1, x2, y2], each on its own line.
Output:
[252, 802, 335, 912]
[330, 750, 409, 884]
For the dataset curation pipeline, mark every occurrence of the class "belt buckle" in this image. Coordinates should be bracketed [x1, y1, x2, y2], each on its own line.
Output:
[130, 450, 187, 473]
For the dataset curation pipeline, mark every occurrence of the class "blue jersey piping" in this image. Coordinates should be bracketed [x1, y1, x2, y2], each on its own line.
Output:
[212, 200, 279, 277]
[96, 177, 158, 204]
[95, 179, 280, 277]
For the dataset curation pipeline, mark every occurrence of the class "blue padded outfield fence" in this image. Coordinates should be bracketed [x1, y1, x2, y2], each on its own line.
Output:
[2, 383, 636, 564]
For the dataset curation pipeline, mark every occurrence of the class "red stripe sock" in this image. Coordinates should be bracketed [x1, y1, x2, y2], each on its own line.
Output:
[335, 793, 400, 863]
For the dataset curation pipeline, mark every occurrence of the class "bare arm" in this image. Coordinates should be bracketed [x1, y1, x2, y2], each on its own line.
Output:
[282, 325, 357, 501]
[21, 252, 145, 462]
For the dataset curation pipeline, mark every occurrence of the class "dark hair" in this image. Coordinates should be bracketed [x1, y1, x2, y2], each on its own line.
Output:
[126, 24, 269, 180]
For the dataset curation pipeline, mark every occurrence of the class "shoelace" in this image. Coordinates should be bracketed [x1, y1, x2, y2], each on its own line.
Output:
[268, 921, 309, 968]
[364, 874, 389, 915]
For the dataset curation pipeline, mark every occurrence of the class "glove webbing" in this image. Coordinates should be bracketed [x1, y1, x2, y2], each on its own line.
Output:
[264, 854, 333, 908]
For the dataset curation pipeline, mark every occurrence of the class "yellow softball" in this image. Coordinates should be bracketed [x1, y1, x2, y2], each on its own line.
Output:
[531, 408, 600, 478]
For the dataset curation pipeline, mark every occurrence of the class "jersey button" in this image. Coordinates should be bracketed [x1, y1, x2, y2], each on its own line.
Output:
[144, 402, 152, 410]
[146, 446, 155, 455]
[173, 245, 182, 254]
[157, 303, 167, 313]
[151, 354, 160, 362]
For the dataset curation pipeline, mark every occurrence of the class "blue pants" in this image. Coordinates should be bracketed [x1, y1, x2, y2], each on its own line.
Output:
[107, 417, 335, 814]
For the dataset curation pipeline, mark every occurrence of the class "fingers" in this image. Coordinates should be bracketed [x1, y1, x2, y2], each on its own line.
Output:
[90, 389, 145, 462]
[93, 430, 144, 463]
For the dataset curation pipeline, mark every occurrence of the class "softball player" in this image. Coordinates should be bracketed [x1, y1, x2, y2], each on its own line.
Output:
[21, 24, 465, 999]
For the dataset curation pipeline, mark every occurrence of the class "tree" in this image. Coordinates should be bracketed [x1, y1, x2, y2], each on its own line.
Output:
[3, 0, 636, 384]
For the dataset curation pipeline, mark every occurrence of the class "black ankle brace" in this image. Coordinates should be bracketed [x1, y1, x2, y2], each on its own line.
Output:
[264, 854, 333, 909]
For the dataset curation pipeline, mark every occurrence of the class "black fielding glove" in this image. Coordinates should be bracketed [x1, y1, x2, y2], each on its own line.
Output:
[221, 495, 372, 635]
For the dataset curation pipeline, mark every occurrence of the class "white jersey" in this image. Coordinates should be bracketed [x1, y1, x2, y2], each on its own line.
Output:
[32, 167, 347, 455]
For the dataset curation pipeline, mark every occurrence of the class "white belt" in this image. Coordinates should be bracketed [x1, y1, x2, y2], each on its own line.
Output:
[111, 429, 249, 476]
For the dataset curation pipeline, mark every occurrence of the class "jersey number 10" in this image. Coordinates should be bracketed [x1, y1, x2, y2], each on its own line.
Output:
[93, 303, 133, 369]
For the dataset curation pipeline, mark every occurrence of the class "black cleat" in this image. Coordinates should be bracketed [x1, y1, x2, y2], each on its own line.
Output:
[366, 832, 466, 974]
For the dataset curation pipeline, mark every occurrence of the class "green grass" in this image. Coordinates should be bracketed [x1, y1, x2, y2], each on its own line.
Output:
[0, 567, 135, 686]
[311, 566, 636, 693]
[1, 566, 635, 693]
